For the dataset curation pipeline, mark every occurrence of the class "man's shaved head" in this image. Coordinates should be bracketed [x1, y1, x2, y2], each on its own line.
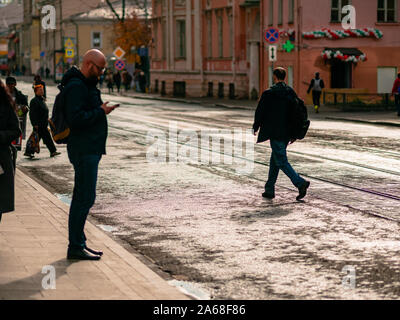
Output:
[81, 49, 107, 80]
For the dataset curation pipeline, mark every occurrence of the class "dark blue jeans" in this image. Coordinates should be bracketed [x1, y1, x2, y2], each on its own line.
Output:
[265, 140, 305, 193]
[68, 153, 102, 250]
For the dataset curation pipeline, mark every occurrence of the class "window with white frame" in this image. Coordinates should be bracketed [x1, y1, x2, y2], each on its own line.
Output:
[378, 0, 397, 22]
[91, 31, 102, 48]
[331, 0, 351, 22]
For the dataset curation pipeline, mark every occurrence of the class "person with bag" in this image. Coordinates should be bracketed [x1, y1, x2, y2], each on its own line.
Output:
[0, 79, 21, 223]
[253, 67, 310, 201]
[307, 72, 325, 114]
[63, 49, 119, 260]
[24, 84, 60, 159]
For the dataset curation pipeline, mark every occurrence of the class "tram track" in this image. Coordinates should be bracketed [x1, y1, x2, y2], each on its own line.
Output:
[108, 120, 400, 209]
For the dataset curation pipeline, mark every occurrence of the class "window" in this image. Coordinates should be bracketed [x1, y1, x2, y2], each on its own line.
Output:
[207, 13, 212, 58]
[331, 0, 350, 22]
[278, 0, 283, 25]
[176, 20, 186, 58]
[288, 0, 295, 24]
[162, 21, 166, 59]
[268, 0, 274, 26]
[378, 0, 397, 22]
[217, 14, 223, 58]
[91, 32, 102, 48]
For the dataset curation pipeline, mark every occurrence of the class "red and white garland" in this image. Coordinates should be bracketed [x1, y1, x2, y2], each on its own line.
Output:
[279, 29, 296, 38]
[322, 49, 367, 63]
[303, 28, 383, 40]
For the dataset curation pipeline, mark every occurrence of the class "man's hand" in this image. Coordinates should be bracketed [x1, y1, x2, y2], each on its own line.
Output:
[101, 102, 117, 115]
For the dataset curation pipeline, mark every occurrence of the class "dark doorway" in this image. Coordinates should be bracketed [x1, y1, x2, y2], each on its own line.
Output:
[331, 60, 352, 88]
[173, 81, 186, 97]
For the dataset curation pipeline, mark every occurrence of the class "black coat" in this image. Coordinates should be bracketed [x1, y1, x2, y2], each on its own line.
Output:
[13, 88, 28, 107]
[253, 82, 297, 143]
[62, 66, 107, 156]
[0, 101, 21, 213]
[29, 95, 49, 128]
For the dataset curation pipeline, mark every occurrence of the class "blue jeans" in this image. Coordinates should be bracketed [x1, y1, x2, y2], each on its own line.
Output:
[68, 153, 102, 250]
[265, 140, 305, 193]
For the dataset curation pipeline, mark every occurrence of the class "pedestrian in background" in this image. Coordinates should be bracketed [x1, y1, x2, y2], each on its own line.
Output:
[33, 74, 47, 100]
[122, 70, 132, 92]
[63, 49, 119, 260]
[106, 71, 114, 93]
[307, 72, 325, 114]
[6, 77, 29, 139]
[113, 71, 121, 93]
[139, 71, 146, 93]
[391, 72, 400, 117]
[0, 79, 21, 223]
[24, 84, 60, 159]
[253, 67, 310, 201]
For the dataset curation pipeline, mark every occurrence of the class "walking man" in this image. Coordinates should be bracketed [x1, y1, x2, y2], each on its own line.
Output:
[391, 72, 400, 117]
[253, 67, 310, 201]
[307, 72, 325, 113]
[63, 49, 119, 260]
[24, 84, 61, 159]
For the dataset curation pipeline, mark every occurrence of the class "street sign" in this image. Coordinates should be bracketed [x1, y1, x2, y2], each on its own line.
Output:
[40, 51, 45, 57]
[113, 47, 126, 59]
[65, 38, 74, 48]
[269, 45, 277, 62]
[65, 48, 75, 58]
[114, 59, 125, 71]
[264, 28, 280, 44]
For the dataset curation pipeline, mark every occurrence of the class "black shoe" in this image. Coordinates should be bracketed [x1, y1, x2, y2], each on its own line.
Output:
[262, 191, 275, 199]
[296, 181, 310, 201]
[84, 245, 103, 256]
[24, 153, 34, 159]
[67, 248, 101, 260]
[50, 151, 61, 157]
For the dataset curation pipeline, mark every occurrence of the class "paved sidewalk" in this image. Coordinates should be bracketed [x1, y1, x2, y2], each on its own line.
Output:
[0, 169, 189, 300]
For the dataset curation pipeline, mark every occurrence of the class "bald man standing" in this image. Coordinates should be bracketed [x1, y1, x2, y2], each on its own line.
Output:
[63, 49, 118, 260]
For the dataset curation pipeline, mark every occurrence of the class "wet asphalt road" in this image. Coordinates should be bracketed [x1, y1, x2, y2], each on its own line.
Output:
[15, 81, 400, 299]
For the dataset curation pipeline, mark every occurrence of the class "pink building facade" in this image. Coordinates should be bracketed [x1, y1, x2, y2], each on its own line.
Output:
[260, 0, 400, 102]
[151, 0, 400, 100]
[150, 0, 261, 98]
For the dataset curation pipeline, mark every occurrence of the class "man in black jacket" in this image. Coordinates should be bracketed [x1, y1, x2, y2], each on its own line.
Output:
[6, 77, 28, 139]
[63, 49, 118, 260]
[253, 67, 310, 201]
[24, 84, 60, 159]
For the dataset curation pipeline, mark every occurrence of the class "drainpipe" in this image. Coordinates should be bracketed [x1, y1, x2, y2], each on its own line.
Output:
[296, 0, 302, 94]
[232, 0, 236, 85]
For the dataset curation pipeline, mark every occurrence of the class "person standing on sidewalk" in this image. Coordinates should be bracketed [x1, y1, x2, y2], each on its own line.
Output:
[391, 72, 400, 117]
[24, 85, 61, 159]
[0, 79, 21, 223]
[63, 49, 118, 260]
[253, 67, 310, 201]
[6, 77, 29, 140]
[307, 72, 325, 114]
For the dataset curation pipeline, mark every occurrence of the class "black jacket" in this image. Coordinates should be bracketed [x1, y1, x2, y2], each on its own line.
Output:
[13, 88, 28, 106]
[253, 82, 297, 143]
[63, 66, 107, 156]
[0, 101, 21, 213]
[29, 95, 49, 127]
